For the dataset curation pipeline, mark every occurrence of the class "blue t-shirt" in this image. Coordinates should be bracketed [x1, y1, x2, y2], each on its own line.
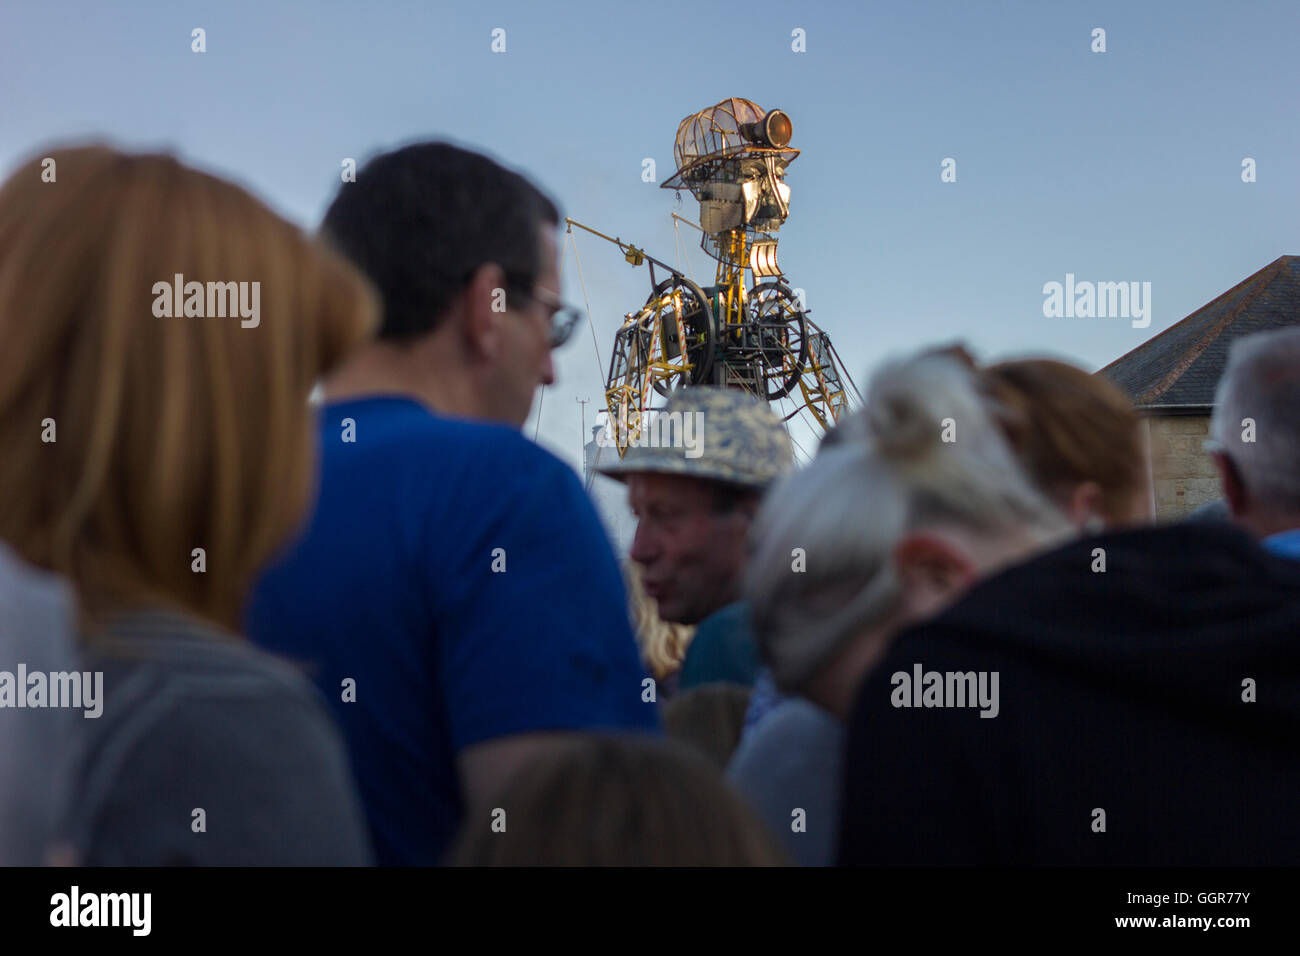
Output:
[1264, 528, 1300, 561]
[246, 396, 658, 865]
[677, 601, 761, 690]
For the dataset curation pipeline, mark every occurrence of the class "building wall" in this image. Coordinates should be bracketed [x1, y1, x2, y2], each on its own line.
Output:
[1145, 414, 1220, 519]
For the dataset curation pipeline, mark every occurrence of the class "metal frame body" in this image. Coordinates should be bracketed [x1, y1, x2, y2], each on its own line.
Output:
[568, 98, 859, 457]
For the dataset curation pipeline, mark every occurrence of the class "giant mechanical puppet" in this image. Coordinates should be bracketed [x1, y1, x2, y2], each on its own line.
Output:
[567, 97, 857, 456]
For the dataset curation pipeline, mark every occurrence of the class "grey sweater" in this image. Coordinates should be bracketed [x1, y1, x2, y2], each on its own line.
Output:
[62, 609, 373, 865]
[727, 697, 844, 867]
[0, 543, 81, 866]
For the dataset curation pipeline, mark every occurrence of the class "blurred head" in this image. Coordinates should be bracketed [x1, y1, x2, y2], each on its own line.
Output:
[746, 349, 1072, 715]
[448, 736, 786, 866]
[0, 145, 377, 630]
[1210, 328, 1300, 538]
[661, 682, 752, 769]
[604, 386, 794, 624]
[321, 142, 565, 426]
[982, 359, 1150, 530]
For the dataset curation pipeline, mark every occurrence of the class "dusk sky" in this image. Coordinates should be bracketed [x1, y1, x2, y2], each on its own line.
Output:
[3, 0, 1296, 471]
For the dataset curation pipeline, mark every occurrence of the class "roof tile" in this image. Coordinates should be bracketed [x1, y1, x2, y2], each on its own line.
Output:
[1099, 256, 1300, 407]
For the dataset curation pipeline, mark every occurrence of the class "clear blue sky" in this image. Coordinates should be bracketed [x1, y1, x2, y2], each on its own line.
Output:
[3, 0, 1296, 470]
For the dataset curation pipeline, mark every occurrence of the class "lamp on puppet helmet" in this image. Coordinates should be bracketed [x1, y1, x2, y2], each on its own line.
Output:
[739, 110, 793, 148]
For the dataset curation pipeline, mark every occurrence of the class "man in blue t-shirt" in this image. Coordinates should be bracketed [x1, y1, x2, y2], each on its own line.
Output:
[246, 143, 657, 865]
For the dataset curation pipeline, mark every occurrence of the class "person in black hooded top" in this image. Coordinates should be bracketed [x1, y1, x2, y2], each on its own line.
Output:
[837, 518, 1300, 866]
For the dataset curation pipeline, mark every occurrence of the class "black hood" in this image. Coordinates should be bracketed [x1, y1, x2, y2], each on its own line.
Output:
[919, 520, 1300, 730]
[840, 521, 1300, 866]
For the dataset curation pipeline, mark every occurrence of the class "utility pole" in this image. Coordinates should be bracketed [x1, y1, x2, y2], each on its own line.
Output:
[576, 397, 590, 477]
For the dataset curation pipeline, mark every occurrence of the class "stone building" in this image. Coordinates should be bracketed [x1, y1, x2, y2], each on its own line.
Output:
[1100, 255, 1300, 519]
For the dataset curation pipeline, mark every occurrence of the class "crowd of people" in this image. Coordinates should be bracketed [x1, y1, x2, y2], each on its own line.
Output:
[1, 139, 1298, 866]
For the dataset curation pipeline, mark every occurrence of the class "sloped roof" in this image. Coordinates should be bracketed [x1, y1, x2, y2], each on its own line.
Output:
[1099, 255, 1300, 408]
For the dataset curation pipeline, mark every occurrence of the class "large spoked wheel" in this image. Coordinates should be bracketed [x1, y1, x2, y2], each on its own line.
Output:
[747, 279, 809, 401]
[645, 275, 717, 396]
